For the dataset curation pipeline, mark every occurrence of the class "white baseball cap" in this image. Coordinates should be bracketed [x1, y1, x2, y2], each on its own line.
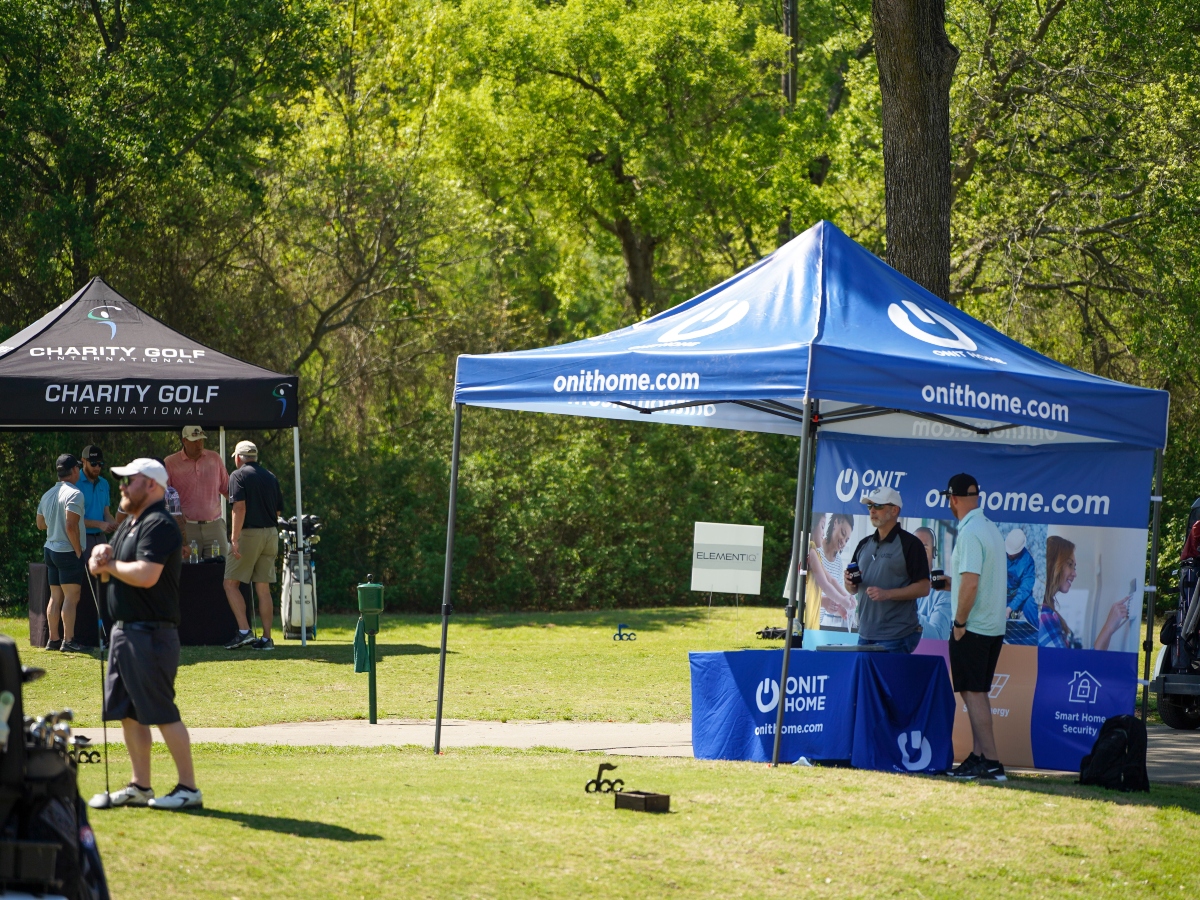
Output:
[231, 440, 258, 460]
[111, 458, 169, 489]
[1005, 528, 1027, 555]
[861, 486, 903, 508]
[181, 425, 207, 441]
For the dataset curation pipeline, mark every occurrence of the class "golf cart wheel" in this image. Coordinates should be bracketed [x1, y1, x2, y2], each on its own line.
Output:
[1159, 694, 1200, 730]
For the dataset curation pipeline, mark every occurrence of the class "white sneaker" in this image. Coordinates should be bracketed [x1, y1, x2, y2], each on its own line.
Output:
[148, 783, 203, 810]
[91, 783, 154, 808]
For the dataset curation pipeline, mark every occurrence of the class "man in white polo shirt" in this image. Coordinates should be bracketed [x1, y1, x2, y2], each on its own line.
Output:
[164, 426, 229, 558]
[944, 472, 1008, 782]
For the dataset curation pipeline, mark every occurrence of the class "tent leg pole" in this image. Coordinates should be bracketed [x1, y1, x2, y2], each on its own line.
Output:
[796, 416, 817, 649]
[434, 403, 463, 755]
[293, 427, 307, 648]
[219, 427, 226, 521]
[1142, 448, 1164, 720]
[772, 397, 814, 767]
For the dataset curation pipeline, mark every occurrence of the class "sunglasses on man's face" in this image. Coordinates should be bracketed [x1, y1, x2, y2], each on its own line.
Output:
[865, 502, 894, 511]
[118, 474, 143, 488]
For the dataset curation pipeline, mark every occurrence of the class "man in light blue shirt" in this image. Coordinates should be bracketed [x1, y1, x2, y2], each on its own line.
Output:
[78, 445, 116, 553]
[914, 526, 952, 640]
[944, 473, 1008, 782]
[36, 454, 87, 652]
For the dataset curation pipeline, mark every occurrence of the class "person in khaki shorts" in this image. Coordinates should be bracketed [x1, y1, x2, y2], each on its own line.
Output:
[222, 441, 284, 650]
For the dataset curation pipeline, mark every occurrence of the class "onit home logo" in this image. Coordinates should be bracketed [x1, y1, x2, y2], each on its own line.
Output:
[835, 467, 907, 503]
[87, 305, 124, 339]
[755, 678, 779, 713]
[887, 301, 977, 351]
[898, 730, 932, 770]
[658, 299, 749, 344]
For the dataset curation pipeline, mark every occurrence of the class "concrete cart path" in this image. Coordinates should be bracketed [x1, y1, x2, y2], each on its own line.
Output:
[73, 721, 1200, 783]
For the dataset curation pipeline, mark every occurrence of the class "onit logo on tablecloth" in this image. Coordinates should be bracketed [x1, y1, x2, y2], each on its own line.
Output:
[1068, 671, 1101, 704]
[658, 299, 750, 344]
[897, 730, 932, 770]
[887, 301, 977, 351]
[755, 678, 779, 713]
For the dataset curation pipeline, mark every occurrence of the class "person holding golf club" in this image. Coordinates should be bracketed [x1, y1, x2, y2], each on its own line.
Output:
[87, 458, 202, 810]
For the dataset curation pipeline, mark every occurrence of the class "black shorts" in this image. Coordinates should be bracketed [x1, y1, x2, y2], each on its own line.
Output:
[44, 547, 85, 587]
[104, 624, 181, 726]
[949, 629, 1004, 694]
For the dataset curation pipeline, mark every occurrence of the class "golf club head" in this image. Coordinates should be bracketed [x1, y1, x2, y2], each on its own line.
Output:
[88, 791, 113, 810]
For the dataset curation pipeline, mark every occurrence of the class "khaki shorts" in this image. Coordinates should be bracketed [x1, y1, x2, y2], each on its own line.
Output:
[184, 519, 229, 559]
[225, 526, 277, 584]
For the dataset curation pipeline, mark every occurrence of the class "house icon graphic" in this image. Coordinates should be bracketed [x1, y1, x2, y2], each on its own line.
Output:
[1068, 671, 1101, 704]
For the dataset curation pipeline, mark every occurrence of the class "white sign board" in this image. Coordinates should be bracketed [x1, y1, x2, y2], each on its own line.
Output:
[691, 522, 764, 595]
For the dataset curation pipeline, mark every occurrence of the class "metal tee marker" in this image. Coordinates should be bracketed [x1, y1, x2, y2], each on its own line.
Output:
[357, 576, 384, 724]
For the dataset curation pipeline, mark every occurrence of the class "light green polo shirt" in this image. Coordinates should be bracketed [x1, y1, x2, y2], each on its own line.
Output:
[950, 507, 1007, 637]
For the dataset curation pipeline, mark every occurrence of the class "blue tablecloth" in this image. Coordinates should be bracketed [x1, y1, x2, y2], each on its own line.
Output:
[690, 649, 955, 773]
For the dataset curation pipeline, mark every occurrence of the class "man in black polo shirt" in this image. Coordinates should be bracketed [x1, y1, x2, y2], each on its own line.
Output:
[222, 440, 285, 650]
[87, 458, 202, 810]
[842, 486, 931, 653]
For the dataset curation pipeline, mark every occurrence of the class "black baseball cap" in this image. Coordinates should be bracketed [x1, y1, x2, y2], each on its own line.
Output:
[942, 473, 980, 497]
[55, 453, 79, 476]
[80, 444, 104, 464]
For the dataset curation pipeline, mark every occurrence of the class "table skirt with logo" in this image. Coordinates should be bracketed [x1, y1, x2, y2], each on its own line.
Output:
[690, 649, 956, 773]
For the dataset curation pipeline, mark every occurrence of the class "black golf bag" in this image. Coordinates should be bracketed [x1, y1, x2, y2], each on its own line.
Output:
[0, 634, 109, 899]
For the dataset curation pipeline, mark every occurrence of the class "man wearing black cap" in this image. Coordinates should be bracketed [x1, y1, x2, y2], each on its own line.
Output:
[35, 454, 86, 652]
[943, 473, 1008, 781]
[78, 445, 116, 557]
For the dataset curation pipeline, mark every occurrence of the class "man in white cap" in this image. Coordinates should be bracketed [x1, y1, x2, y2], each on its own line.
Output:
[842, 485, 931, 653]
[1004, 528, 1038, 627]
[222, 441, 284, 650]
[164, 425, 229, 559]
[87, 458, 202, 810]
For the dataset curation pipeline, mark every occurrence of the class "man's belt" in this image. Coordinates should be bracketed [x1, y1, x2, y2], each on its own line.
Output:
[185, 518, 221, 525]
[115, 620, 176, 631]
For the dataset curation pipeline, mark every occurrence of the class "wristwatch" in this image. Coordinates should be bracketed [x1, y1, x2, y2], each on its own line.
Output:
[953, 620, 967, 629]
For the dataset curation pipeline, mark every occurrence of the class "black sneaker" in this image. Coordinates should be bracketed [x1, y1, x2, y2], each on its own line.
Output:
[950, 752, 983, 778]
[45, 639, 62, 651]
[250, 637, 274, 651]
[224, 631, 255, 650]
[60, 640, 87, 654]
[978, 758, 1007, 782]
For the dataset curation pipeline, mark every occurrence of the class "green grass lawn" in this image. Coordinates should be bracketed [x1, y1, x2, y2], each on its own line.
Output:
[4, 605, 775, 726]
[79, 744, 1200, 899]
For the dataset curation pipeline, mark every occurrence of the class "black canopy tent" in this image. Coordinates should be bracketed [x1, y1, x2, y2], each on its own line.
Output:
[0, 277, 312, 645]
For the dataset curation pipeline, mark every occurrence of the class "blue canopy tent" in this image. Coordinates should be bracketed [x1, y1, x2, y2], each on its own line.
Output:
[439, 220, 1170, 763]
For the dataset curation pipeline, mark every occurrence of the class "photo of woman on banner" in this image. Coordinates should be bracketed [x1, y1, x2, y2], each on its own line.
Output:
[1038, 535, 1134, 650]
[783, 512, 856, 631]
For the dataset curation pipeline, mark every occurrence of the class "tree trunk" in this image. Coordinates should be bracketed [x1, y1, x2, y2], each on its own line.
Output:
[613, 217, 657, 317]
[872, 0, 959, 300]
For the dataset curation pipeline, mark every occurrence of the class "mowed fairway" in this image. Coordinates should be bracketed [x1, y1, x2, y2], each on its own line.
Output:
[79, 745, 1198, 899]
[4, 606, 770, 726]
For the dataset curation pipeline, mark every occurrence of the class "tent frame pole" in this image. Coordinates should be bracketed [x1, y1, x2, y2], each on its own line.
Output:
[771, 397, 816, 767]
[219, 427, 227, 520]
[293, 427, 307, 648]
[1142, 448, 1164, 719]
[434, 403, 463, 754]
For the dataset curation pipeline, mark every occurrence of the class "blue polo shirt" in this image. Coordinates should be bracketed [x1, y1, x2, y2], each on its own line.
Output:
[77, 474, 111, 535]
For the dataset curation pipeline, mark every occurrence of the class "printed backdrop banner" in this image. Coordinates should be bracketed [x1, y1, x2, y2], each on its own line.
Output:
[812, 433, 1152, 529]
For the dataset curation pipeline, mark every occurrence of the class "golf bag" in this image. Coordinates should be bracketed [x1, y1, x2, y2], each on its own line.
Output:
[1163, 559, 1200, 674]
[279, 514, 320, 640]
[0, 635, 109, 899]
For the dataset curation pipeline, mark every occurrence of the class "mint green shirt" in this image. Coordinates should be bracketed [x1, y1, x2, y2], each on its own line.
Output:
[950, 507, 1007, 637]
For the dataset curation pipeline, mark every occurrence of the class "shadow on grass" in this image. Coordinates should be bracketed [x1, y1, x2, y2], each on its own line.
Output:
[178, 644, 443, 666]
[998, 774, 1200, 814]
[185, 808, 383, 841]
[469, 609, 715, 631]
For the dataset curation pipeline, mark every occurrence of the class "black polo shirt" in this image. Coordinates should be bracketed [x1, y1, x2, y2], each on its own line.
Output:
[228, 462, 284, 529]
[106, 499, 183, 625]
[850, 524, 931, 641]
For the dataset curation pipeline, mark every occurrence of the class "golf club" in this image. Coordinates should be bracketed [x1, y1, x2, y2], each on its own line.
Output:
[86, 567, 111, 809]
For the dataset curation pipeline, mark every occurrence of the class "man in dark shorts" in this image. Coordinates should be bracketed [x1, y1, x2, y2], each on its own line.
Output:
[943, 473, 1008, 782]
[36, 453, 86, 652]
[87, 458, 202, 810]
[843, 486, 931, 653]
[222, 440, 284, 650]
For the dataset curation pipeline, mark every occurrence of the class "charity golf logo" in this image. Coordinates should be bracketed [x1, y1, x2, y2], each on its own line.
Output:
[755, 678, 780, 713]
[658, 298, 750, 344]
[887, 300, 977, 351]
[897, 729, 932, 770]
[87, 305, 123, 339]
[273, 383, 289, 417]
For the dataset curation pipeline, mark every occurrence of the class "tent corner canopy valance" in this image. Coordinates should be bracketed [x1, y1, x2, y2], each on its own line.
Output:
[453, 220, 1169, 450]
[0, 277, 298, 430]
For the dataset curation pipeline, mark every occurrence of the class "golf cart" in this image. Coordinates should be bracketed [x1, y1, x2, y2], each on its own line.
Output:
[1150, 497, 1200, 729]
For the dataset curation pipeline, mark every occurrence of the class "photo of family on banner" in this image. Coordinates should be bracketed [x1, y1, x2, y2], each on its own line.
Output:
[804, 432, 1150, 770]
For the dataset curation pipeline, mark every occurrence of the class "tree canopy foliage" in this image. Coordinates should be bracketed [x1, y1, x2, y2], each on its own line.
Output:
[0, 0, 1195, 611]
